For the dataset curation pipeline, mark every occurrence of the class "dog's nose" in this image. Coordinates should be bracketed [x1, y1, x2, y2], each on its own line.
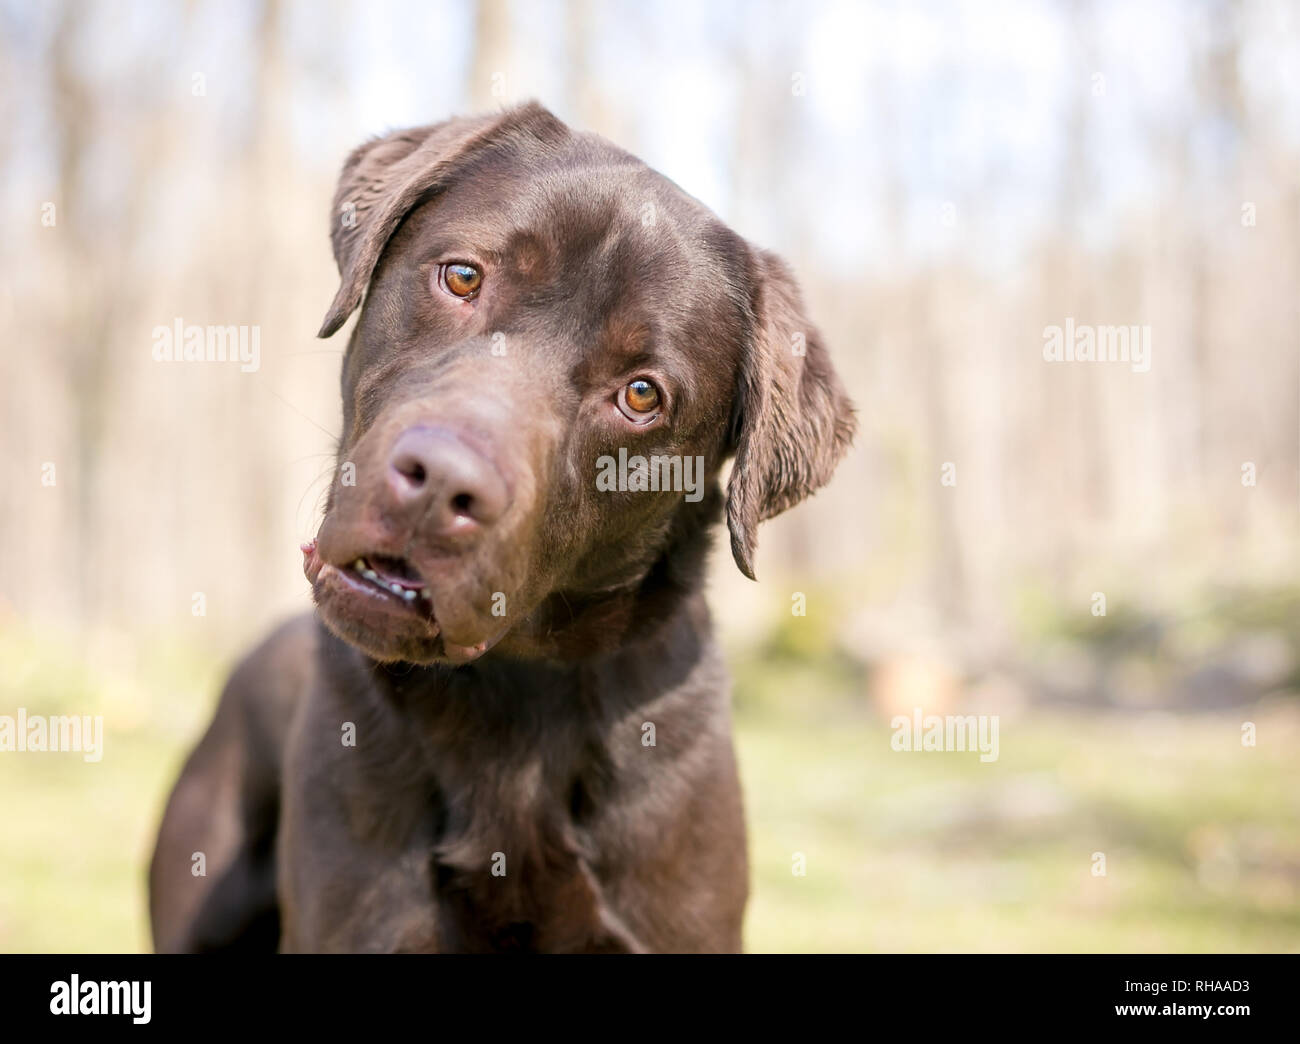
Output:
[386, 426, 508, 533]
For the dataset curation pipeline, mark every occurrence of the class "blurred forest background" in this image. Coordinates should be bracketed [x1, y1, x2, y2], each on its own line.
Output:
[1, 0, 1297, 952]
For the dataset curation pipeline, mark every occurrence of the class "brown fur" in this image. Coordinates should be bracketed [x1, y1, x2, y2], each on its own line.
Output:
[149, 102, 854, 953]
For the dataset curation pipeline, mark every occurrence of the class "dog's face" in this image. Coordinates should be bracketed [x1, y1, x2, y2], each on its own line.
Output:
[302, 104, 854, 665]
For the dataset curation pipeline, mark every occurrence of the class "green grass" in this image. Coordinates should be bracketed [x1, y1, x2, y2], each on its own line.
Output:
[0, 622, 220, 954]
[1, 622, 1297, 952]
[736, 690, 1300, 952]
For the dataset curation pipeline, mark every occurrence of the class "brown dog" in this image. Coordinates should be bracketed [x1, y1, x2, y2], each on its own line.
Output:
[148, 102, 854, 953]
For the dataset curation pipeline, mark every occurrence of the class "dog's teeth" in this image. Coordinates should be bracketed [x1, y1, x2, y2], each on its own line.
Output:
[420, 590, 433, 602]
[353, 558, 366, 571]
[362, 569, 378, 581]
[389, 583, 404, 596]
[402, 589, 417, 602]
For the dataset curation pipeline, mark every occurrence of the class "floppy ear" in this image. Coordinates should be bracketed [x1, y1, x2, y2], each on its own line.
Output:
[318, 102, 568, 338]
[725, 248, 856, 579]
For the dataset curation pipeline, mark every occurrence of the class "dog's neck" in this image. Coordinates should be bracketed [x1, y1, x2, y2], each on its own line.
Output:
[523, 485, 721, 660]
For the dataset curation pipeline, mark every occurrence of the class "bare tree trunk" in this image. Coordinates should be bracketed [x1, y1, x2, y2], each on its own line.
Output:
[469, 0, 513, 110]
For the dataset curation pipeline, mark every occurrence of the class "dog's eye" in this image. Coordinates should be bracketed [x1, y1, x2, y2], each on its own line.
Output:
[440, 263, 482, 299]
[619, 379, 661, 419]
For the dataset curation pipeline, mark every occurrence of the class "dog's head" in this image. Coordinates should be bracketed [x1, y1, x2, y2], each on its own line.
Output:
[303, 103, 855, 665]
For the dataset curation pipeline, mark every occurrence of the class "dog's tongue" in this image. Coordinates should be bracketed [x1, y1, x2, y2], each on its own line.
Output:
[442, 639, 488, 665]
[301, 540, 323, 585]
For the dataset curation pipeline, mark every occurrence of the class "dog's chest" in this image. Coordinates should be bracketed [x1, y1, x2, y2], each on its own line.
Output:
[420, 751, 635, 952]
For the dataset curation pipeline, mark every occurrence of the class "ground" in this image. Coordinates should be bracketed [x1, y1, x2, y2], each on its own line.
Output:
[1, 620, 1297, 952]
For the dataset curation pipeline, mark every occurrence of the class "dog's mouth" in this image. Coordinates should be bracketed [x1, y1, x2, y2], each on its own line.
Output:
[344, 554, 434, 614]
[303, 540, 435, 622]
[302, 538, 496, 664]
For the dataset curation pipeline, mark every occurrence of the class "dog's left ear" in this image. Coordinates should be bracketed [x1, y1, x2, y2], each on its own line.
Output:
[725, 248, 856, 580]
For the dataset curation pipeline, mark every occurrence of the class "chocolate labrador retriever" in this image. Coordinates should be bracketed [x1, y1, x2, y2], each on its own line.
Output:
[149, 102, 854, 953]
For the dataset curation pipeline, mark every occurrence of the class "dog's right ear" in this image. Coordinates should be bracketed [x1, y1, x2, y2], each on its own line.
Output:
[319, 103, 567, 338]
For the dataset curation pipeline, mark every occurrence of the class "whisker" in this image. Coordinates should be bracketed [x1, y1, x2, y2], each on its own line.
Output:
[260, 384, 340, 444]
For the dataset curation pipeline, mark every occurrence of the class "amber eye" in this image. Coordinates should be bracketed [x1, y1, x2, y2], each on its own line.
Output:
[619, 379, 661, 419]
[441, 262, 482, 299]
